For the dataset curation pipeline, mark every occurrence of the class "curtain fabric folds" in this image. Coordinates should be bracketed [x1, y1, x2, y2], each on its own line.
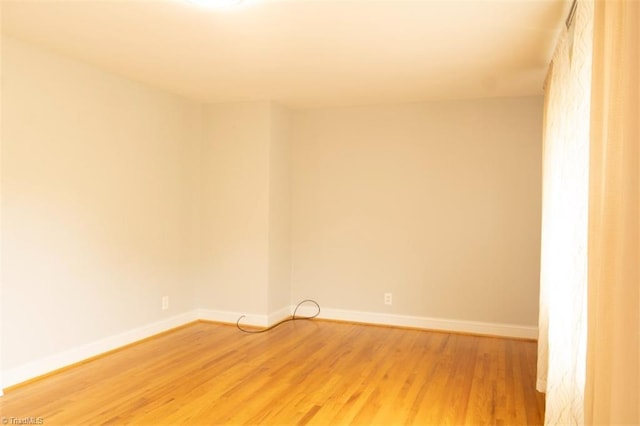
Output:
[537, 1, 593, 424]
[585, 0, 640, 424]
[539, 0, 639, 424]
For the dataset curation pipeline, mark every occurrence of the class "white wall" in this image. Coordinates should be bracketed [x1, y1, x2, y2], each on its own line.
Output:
[1, 36, 202, 372]
[291, 98, 543, 327]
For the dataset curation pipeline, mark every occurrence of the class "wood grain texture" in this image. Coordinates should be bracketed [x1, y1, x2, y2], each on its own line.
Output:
[0, 320, 544, 425]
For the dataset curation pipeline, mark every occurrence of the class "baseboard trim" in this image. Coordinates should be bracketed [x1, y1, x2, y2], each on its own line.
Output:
[269, 306, 293, 325]
[2, 306, 537, 391]
[2, 310, 199, 390]
[197, 306, 292, 328]
[293, 306, 538, 340]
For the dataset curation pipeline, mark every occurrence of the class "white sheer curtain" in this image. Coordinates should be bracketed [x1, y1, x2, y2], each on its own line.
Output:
[537, 1, 594, 424]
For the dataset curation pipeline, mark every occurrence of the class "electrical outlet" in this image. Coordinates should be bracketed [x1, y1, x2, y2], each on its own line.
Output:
[162, 296, 169, 310]
[384, 293, 392, 305]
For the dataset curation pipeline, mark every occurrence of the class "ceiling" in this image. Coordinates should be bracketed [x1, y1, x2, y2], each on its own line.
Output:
[1, 0, 570, 108]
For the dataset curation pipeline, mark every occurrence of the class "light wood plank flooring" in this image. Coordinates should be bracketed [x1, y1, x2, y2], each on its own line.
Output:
[0, 320, 544, 425]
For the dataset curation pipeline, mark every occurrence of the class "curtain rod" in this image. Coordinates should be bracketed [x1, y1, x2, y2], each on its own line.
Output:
[565, 0, 578, 28]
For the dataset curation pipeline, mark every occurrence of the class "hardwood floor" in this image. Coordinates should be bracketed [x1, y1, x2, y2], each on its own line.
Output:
[0, 320, 544, 425]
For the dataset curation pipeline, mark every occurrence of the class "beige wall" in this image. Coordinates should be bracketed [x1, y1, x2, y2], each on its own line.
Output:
[1, 36, 202, 370]
[198, 102, 292, 318]
[268, 105, 292, 314]
[291, 98, 543, 326]
[1, 34, 543, 387]
[0, 6, 4, 395]
[199, 103, 271, 315]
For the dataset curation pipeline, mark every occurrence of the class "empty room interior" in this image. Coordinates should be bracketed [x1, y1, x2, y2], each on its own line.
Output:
[1, 0, 638, 425]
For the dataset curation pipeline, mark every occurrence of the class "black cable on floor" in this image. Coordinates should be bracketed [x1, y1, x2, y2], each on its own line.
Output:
[236, 299, 321, 334]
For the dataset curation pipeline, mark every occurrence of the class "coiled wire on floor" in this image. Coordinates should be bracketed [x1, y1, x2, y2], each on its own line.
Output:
[236, 299, 321, 334]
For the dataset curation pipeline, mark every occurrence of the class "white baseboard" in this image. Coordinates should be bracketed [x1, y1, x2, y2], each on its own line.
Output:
[197, 305, 291, 328]
[269, 306, 293, 325]
[293, 305, 538, 340]
[197, 308, 265, 326]
[2, 305, 536, 391]
[2, 310, 199, 389]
